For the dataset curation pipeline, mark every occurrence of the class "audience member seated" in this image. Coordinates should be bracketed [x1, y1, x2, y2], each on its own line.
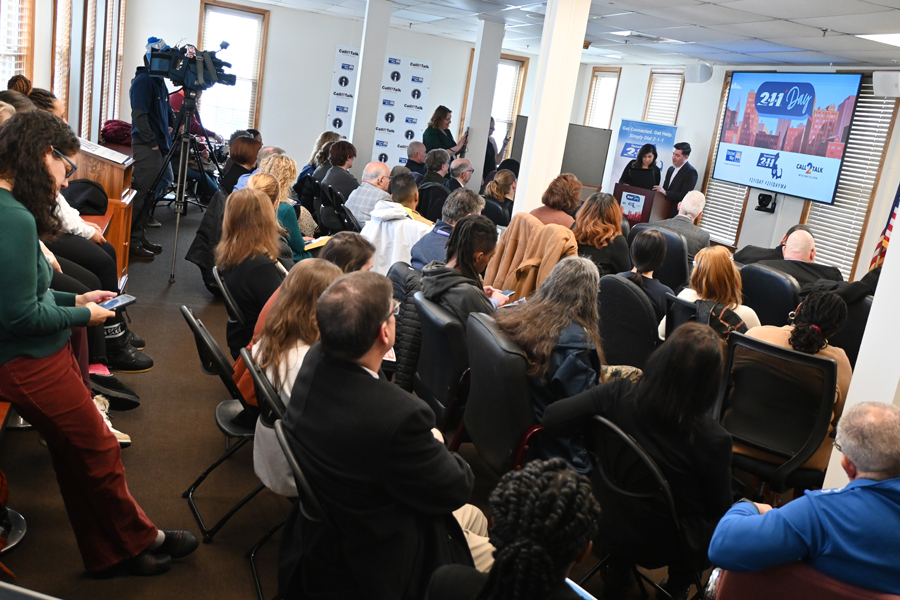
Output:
[411, 189, 484, 270]
[757, 230, 843, 286]
[311, 141, 335, 183]
[574, 192, 632, 276]
[619, 229, 673, 322]
[618, 143, 661, 191]
[0, 110, 198, 577]
[251, 259, 341, 496]
[423, 105, 467, 156]
[216, 188, 290, 358]
[653, 190, 710, 264]
[495, 257, 603, 472]
[318, 231, 375, 273]
[222, 135, 262, 195]
[300, 131, 340, 180]
[361, 173, 431, 274]
[405, 141, 427, 176]
[446, 158, 473, 191]
[246, 171, 311, 263]
[426, 459, 601, 600]
[345, 161, 392, 226]
[421, 215, 508, 326]
[733, 224, 811, 265]
[482, 169, 516, 227]
[709, 401, 900, 595]
[735, 291, 851, 472]
[660, 246, 760, 338]
[543, 323, 733, 599]
[8, 75, 66, 117]
[497, 158, 520, 179]
[0, 99, 14, 124]
[322, 140, 359, 200]
[278, 272, 492, 599]
[234, 145, 285, 192]
[530, 173, 581, 227]
[424, 149, 452, 185]
[258, 153, 317, 246]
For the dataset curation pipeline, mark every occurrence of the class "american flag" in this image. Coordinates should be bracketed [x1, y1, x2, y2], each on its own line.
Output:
[871, 183, 900, 270]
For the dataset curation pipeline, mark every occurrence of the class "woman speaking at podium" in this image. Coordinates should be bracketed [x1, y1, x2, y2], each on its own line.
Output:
[618, 143, 661, 191]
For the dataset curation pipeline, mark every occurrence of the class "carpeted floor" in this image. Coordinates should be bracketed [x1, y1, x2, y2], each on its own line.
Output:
[0, 202, 673, 600]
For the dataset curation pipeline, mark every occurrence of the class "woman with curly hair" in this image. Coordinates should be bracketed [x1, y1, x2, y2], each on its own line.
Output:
[530, 173, 582, 227]
[256, 154, 316, 258]
[426, 458, 601, 600]
[573, 192, 632, 276]
[0, 110, 197, 576]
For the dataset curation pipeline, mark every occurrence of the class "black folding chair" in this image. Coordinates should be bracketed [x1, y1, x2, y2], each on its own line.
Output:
[180, 306, 264, 543]
[665, 292, 699, 338]
[275, 420, 325, 523]
[212, 265, 249, 337]
[598, 274, 660, 369]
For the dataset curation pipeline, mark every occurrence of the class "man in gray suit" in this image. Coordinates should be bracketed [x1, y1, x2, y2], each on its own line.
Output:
[654, 190, 710, 264]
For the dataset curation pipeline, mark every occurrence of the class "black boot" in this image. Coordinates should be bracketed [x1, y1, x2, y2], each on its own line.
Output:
[89, 373, 141, 411]
[105, 313, 154, 373]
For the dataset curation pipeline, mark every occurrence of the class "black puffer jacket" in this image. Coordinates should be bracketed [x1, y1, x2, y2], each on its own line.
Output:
[186, 189, 227, 294]
[387, 262, 423, 392]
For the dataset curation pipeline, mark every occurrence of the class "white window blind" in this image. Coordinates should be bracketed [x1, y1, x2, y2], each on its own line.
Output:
[584, 68, 619, 129]
[80, 0, 96, 138]
[490, 57, 524, 160]
[0, 0, 32, 84]
[643, 69, 683, 126]
[700, 72, 748, 246]
[52, 0, 71, 118]
[200, 2, 267, 136]
[806, 77, 897, 280]
[111, 0, 127, 119]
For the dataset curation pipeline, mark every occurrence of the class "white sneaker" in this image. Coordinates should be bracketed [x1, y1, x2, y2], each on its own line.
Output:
[93, 394, 132, 448]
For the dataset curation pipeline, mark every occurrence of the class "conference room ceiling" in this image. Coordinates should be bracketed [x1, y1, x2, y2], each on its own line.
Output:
[270, 0, 900, 66]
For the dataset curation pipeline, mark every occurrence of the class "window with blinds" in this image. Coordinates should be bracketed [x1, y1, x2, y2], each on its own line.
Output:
[699, 72, 748, 246]
[490, 56, 527, 161]
[643, 69, 684, 126]
[80, 0, 96, 138]
[199, 1, 269, 136]
[584, 67, 620, 130]
[52, 0, 71, 119]
[806, 77, 897, 280]
[99, 0, 127, 124]
[0, 0, 34, 84]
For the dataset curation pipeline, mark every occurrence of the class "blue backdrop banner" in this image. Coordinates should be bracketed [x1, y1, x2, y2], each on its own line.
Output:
[611, 120, 678, 191]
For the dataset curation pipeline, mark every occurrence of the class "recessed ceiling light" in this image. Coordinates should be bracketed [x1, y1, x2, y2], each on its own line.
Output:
[609, 30, 631, 36]
[857, 33, 900, 47]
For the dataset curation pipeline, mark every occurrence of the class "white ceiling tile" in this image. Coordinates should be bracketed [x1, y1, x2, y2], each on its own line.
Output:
[590, 0, 701, 9]
[722, 0, 887, 19]
[680, 52, 786, 64]
[322, 5, 364, 17]
[638, 26, 750, 43]
[701, 39, 803, 53]
[339, 0, 367, 10]
[585, 21, 632, 36]
[743, 51, 859, 64]
[397, 3, 478, 18]
[641, 4, 773, 26]
[391, 9, 446, 22]
[707, 19, 824, 39]
[276, 0, 334, 10]
[593, 12, 688, 30]
[430, 0, 503, 12]
[828, 49, 900, 61]
[793, 10, 900, 34]
[866, 0, 900, 7]
[782, 34, 893, 52]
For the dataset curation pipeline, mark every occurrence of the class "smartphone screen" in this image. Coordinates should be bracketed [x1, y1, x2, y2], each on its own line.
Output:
[98, 295, 137, 311]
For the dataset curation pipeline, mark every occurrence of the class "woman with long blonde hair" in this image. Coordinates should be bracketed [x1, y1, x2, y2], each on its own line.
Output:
[216, 188, 290, 358]
[258, 153, 317, 239]
[248, 167, 312, 262]
[482, 169, 516, 227]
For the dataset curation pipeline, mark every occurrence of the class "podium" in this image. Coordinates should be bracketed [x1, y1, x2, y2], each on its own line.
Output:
[613, 183, 672, 227]
[75, 139, 136, 282]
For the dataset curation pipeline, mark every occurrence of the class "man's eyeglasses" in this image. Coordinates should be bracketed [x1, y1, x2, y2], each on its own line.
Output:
[385, 299, 400, 321]
[52, 148, 78, 179]
[833, 440, 843, 453]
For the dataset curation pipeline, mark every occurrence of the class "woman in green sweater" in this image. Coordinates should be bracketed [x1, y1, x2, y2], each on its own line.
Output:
[0, 111, 197, 576]
[423, 105, 468, 157]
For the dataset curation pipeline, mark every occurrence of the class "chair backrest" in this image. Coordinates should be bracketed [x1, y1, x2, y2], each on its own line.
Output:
[665, 292, 698, 338]
[212, 266, 248, 334]
[417, 183, 451, 222]
[274, 420, 324, 523]
[714, 332, 837, 490]
[411, 291, 469, 421]
[828, 294, 872, 369]
[586, 415, 684, 565]
[629, 223, 690, 293]
[740, 263, 800, 326]
[464, 313, 536, 476]
[239, 347, 285, 427]
[597, 275, 659, 369]
[293, 173, 318, 219]
[706, 564, 900, 600]
[180, 305, 253, 411]
[317, 183, 361, 234]
[386, 262, 423, 392]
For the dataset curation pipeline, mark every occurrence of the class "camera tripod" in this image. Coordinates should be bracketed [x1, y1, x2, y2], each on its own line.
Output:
[141, 88, 224, 283]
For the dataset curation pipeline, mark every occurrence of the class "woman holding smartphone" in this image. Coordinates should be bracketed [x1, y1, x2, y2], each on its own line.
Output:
[0, 111, 197, 577]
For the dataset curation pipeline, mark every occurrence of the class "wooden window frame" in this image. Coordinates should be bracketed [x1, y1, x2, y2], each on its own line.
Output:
[458, 50, 530, 149]
[197, 0, 269, 130]
[582, 66, 621, 128]
[79, 0, 97, 138]
[2, 0, 36, 81]
[642, 68, 684, 126]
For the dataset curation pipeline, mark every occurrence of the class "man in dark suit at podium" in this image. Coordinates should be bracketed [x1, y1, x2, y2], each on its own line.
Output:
[654, 142, 698, 218]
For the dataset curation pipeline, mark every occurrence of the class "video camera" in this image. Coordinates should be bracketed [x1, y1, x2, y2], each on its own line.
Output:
[148, 41, 236, 92]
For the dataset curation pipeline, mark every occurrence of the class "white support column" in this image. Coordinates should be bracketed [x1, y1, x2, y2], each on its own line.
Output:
[513, 0, 590, 214]
[349, 0, 392, 178]
[823, 246, 900, 489]
[463, 19, 505, 191]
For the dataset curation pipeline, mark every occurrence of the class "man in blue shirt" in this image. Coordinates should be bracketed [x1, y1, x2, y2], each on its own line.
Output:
[709, 401, 900, 595]
[410, 188, 484, 271]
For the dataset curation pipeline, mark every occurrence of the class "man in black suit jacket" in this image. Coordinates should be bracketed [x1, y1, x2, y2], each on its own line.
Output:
[757, 230, 843, 287]
[278, 272, 489, 600]
[655, 142, 698, 219]
[653, 190, 710, 264]
[446, 158, 473, 192]
[733, 224, 812, 266]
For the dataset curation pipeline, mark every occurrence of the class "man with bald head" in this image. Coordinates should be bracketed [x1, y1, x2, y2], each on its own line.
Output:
[758, 229, 843, 286]
[446, 158, 474, 192]
[733, 223, 812, 266]
[345, 161, 392, 226]
[405, 141, 427, 176]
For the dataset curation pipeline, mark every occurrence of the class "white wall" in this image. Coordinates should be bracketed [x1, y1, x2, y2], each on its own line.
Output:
[32, 0, 53, 88]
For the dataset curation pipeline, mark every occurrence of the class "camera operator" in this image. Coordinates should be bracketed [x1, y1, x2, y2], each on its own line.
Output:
[128, 37, 175, 261]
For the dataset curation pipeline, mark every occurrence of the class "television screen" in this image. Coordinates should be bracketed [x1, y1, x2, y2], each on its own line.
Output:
[711, 72, 862, 204]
